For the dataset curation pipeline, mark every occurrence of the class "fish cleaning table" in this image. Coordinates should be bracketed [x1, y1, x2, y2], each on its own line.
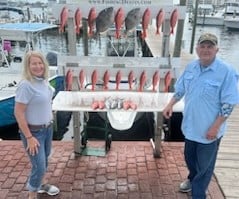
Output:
[52, 91, 184, 157]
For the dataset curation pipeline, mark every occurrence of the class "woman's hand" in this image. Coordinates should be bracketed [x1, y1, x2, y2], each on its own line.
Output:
[27, 137, 40, 156]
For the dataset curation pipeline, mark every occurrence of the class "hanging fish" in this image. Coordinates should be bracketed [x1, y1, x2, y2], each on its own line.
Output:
[75, 8, 82, 34]
[164, 71, 172, 92]
[65, 69, 73, 91]
[114, 7, 124, 39]
[125, 8, 141, 35]
[141, 8, 151, 40]
[95, 7, 114, 35]
[79, 69, 85, 90]
[128, 70, 134, 90]
[156, 8, 165, 35]
[115, 70, 122, 90]
[103, 70, 110, 90]
[170, 8, 179, 35]
[139, 71, 146, 92]
[59, 6, 69, 33]
[152, 71, 160, 92]
[88, 7, 97, 36]
[91, 69, 98, 91]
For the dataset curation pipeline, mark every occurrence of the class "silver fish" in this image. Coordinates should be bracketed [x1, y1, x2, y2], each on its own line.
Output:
[95, 7, 114, 34]
[125, 8, 141, 34]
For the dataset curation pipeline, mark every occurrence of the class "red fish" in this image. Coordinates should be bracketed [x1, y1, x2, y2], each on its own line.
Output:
[123, 100, 130, 110]
[170, 8, 179, 35]
[91, 100, 99, 109]
[75, 8, 82, 34]
[103, 70, 110, 90]
[139, 71, 146, 92]
[164, 71, 172, 92]
[156, 9, 165, 35]
[91, 70, 98, 91]
[128, 70, 134, 90]
[152, 71, 160, 92]
[129, 101, 137, 110]
[88, 7, 97, 36]
[79, 69, 85, 90]
[59, 6, 69, 33]
[98, 100, 105, 109]
[114, 7, 124, 39]
[115, 70, 122, 90]
[141, 8, 151, 39]
[65, 69, 73, 91]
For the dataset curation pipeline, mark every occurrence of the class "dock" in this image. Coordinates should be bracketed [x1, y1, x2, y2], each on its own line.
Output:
[215, 105, 239, 198]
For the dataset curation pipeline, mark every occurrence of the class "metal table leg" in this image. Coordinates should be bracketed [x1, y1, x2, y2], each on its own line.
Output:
[73, 111, 81, 154]
[153, 112, 163, 158]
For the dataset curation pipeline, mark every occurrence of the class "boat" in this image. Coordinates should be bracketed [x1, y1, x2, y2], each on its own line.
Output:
[194, 4, 225, 26]
[224, 1, 239, 30]
[0, 22, 65, 140]
[224, 15, 239, 30]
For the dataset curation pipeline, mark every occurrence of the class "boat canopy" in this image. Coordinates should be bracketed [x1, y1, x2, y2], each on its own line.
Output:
[0, 23, 57, 42]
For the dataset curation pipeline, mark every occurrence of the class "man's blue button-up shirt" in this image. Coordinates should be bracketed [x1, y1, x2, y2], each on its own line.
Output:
[174, 58, 239, 144]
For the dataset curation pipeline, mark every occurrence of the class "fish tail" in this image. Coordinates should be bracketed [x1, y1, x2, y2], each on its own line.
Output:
[170, 28, 174, 35]
[156, 29, 160, 35]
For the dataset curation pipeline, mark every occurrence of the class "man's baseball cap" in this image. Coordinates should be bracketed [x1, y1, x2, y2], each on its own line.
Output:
[198, 33, 218, 45]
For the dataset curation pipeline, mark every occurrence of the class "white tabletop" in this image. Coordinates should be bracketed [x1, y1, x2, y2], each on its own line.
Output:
[52, 91, 184, 112]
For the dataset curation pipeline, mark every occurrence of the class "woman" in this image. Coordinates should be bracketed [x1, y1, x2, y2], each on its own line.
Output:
[14, 51, 60, 199]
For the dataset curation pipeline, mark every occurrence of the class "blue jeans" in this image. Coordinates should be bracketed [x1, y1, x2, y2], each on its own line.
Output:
[20, 126, 53, 192]
[184, 138, 221, 199]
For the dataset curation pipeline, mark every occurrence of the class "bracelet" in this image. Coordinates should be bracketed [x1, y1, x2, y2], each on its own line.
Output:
[26, 135, 33, 140]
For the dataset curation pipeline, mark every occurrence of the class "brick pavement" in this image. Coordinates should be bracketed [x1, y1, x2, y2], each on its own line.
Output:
[0, 141, 224, 199]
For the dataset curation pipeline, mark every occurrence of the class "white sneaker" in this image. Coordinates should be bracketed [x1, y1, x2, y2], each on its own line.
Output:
[38, 184, 60, 196]
[179, 179, 192, 193]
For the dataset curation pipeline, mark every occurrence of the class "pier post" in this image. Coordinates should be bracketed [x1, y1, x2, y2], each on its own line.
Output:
[161, 18, 171, 58]
[67, 16, 77, 56]
[173, 0, 186, 57]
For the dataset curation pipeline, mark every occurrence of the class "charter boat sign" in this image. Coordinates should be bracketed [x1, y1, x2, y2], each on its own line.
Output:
[67, 0, 173, 6]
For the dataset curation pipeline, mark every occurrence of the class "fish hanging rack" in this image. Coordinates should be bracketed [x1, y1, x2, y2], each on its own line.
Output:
[58, 55, 181, 92]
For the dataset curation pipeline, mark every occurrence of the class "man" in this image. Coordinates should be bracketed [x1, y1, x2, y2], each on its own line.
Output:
[163, 33, 239, 198]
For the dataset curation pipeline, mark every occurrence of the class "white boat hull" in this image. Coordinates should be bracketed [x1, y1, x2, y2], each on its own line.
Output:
[196, 15, 224, 26]
[224, 17, 239, 30]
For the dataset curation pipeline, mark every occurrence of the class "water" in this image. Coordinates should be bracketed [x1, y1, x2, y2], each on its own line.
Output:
[31, 23, 239, 71]
[182, 23, 239, 70]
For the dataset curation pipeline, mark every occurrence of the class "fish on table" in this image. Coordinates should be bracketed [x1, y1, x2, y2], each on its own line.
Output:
[59, 6, 69, 33]
[95, 7, 114, 35]
[125, 8, 141, 35]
